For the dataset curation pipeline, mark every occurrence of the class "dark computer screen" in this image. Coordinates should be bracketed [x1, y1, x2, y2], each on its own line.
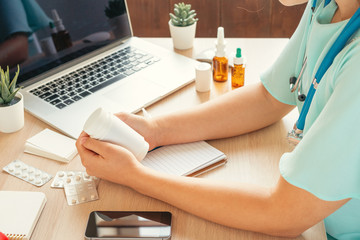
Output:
[0, 0, 131, 83]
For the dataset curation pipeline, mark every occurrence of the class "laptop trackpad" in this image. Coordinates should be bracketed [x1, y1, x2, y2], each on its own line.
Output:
[103, 77, 166, 111]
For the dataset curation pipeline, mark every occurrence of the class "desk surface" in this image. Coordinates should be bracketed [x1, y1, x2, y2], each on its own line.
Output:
[0, 38, 326, 240]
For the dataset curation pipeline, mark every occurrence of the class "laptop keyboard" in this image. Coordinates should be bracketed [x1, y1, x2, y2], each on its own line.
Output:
[29, 46, 159, 109]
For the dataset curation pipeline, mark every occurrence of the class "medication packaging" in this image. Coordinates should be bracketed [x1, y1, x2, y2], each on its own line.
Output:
[212, 27, 228, 82]
[2, 160, 52, 187]
[195, 62, 212, 92]
[63, 173, 99, 205]
[51, 170, 99, 188]
[231, 48, 245, 88]
[83, 107, 149, 161]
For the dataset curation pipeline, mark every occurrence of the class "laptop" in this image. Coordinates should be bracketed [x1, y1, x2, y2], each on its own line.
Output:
[8, 0, 195, 138]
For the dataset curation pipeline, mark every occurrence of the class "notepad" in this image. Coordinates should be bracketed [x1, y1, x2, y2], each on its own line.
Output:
[24, 128, 78, 163]
[142, 141, 227, 176]
[0, 191, 47, 240]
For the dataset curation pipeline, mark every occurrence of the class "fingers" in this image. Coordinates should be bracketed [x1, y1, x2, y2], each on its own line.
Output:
[82, 137, 115, 158]
[114, 112, 131, 122]
[76, 131, 124, 159]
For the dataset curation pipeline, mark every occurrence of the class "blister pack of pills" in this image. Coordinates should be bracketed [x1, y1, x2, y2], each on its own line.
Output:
[2, 159, 52, 187]
[63, 174, 99, 205]
[51, 171, 99, 188]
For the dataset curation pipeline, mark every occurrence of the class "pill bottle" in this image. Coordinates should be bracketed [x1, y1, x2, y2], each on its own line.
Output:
[212, 27, 228, 82]
[83, 108, 149, 161]
[231, 48, 245, 88]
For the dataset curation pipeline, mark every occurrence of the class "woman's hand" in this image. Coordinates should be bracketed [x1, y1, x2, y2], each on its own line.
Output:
[76, 131, 145, 186]
[114, 112, 159, 150]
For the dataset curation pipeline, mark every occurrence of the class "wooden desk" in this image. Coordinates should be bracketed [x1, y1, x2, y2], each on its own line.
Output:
[0, 38, 326, 240]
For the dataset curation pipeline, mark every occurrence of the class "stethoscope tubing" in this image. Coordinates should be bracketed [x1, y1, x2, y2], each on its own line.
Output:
[295, 2, 360, 131]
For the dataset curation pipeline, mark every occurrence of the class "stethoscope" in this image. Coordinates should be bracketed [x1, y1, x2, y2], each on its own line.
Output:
[287, 0, 360, 145]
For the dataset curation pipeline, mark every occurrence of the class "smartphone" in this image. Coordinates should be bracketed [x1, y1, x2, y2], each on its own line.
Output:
[84, 211, 172, 240]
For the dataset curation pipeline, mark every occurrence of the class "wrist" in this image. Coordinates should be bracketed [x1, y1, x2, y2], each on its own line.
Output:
[148, 116, 165, 148]
[127, 164, 153, 192]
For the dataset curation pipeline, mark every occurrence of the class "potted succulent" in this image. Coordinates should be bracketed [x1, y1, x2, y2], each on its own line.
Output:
[169, 2, 198, 50]
[0, 65, 24, 133]
[105, 0, 130, 38]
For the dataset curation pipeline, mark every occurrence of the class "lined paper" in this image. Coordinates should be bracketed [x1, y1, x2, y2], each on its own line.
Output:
[142, 141, 226, 176]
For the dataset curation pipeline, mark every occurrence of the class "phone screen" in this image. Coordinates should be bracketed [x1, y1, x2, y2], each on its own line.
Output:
[85, 211, 172, 239]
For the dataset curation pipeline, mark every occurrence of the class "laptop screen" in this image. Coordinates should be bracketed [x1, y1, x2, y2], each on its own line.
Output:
[0, 0, 131, 84]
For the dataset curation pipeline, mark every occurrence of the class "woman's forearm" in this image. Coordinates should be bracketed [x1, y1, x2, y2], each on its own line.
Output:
[154, 82, 294, 146]
[130, 167, 295, 237]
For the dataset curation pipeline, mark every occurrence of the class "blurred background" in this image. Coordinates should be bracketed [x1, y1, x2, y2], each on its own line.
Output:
[126, 0, 306, 38]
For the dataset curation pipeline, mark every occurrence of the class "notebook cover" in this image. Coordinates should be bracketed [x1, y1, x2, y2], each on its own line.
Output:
[0, 191, 46, 240]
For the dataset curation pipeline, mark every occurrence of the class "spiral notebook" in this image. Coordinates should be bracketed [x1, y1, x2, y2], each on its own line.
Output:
[142, 141, 227, 177]
[0, 191, 47, 240]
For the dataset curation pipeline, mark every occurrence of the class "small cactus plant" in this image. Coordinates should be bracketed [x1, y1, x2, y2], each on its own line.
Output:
[170, 2, 198, 27]
[0, 65, 21, 105]
[105, 0, 127, 19]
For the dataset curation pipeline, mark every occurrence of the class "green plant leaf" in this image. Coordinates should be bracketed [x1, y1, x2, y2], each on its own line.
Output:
[4, 87, 20, 104]
[174, 8, 180, 17]
[5, 66, 10, 87]
[171, 19, 180, 26]
[9, 65, 20, 93]
[180, 10, 187, 19]
[1, 74, 10, 100]
[0, 97, 4, 105]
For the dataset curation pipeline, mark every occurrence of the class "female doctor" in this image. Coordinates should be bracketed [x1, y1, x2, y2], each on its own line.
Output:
[76, 0, 360, 238]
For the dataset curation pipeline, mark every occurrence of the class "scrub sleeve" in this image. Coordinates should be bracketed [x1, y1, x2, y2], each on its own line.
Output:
[0, 0, 51, 42]
[0, 0, 32, 42]
[260, 2, 312, 106]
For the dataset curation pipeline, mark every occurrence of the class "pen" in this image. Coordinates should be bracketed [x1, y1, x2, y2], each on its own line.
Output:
[142, 108, 152, 119]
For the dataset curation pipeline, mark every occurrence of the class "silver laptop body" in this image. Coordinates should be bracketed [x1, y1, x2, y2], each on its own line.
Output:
[15, 0, 195, 138]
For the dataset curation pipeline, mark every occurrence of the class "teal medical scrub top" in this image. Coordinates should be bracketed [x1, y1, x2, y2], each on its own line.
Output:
[260, 1, 360, 239]
[0, 0, 51, 55]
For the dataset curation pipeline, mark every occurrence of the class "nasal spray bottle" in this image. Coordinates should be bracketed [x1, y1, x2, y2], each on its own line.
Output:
[212, 27, 228, 82]
[51, 9, 72, 51]
[231, 48, 245, 88]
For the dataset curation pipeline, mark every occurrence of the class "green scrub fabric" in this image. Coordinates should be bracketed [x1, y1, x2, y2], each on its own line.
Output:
[0, 0, 51, 55]
[0, 0, 50, 41]
[260, 1, 360, 239]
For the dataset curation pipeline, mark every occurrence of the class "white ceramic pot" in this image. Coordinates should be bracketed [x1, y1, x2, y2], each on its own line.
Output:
[0, 92, 24, 133]
[168, 20, 197, 50]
